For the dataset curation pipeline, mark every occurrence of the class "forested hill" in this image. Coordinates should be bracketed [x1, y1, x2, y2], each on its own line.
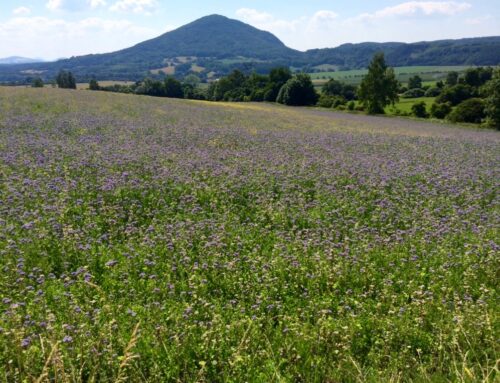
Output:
[306, 37, 500, 68]
[0, 14, 499, 83]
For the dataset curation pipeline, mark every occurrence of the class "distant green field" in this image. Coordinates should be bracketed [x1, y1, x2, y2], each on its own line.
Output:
[311, 66, 471, 85]
[388, 97, 437, 115]
[344, 97, 438, 116]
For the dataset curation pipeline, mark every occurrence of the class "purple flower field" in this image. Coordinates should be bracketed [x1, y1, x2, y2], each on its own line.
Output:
[0, 88, 498, 382]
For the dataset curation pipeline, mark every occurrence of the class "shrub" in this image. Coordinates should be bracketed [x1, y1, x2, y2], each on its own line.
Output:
[430, 102, 452, 119]
[401, 88, 426, 98]
[276, 74, 318, 106]
[89, 79, 99, 91]
[447, 98, 485, 123]
[425, 87, 442, 97]
[317, 94, 335, 108]
[412, 102, 429, 118]
[31, 78, 44, 88]
[408, 75, 423, 90]
[436, 84, 474, 106]
[347, 101, 355, 111]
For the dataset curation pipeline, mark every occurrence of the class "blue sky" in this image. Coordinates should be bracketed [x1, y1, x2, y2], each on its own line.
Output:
[0, 1, 499, 60]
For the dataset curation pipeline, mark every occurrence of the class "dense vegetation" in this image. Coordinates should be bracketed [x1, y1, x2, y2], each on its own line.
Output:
[0, 14, 499, 83]
[82, 57, 500, 128]
[0, 88, 498, 382]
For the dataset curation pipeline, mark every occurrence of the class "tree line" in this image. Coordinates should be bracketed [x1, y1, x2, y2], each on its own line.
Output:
[36, 59, 500, 129]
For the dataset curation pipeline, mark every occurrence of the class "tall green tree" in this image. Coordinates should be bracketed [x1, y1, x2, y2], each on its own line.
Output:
[483, 69, 500, 129]
[264, 67, 292, 102]
[446, 71, 459, 86]
[56, 70, 76, 89]
[164, 77, 183, 98]
[408, 75, 423, 89]
[358, 53, 399, 114]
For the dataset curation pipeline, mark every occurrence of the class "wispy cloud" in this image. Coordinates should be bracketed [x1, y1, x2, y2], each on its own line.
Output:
[109, 0, 158, 14]
[236, 8, 338, 33]
[0, 16, 160, 59]
[13, 6, 31, 15]
[46, 0, 106, 12]
[349, 1, 472, 23]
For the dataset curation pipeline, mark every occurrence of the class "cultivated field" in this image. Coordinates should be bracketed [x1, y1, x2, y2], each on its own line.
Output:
[0, 88, 498, 382]
[310, 66, 471, 85]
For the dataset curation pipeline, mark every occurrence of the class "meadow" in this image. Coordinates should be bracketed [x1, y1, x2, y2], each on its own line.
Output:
[310, 66, 470, 86]
[0, 88, 498, 382]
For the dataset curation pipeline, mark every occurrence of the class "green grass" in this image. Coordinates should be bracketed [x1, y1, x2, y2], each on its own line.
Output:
[311, 66, 471, 85]
[387, 97, 437, 115]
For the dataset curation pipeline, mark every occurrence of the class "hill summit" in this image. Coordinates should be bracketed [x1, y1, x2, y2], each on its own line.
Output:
[128, 14, 299, 60]
[0, 14, 499, 83]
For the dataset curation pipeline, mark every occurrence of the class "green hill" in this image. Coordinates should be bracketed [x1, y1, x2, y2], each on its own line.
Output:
[0, 14, 499, 83]
[306, 37, 500, 68]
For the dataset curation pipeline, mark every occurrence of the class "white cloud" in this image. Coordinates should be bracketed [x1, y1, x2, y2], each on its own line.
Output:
[109, 0, 158, 14]
[46, 0, 63, 11]
[235, 3, 499, 51]
[236, 8, 305, 33]
[46, 0, 106, 11]
[90, 0, 107, 8]
[0, 16, 161, 60]
[311, 10, 339, 24]
[13, 6, 31, 15]
[236, 8, 274, 24]
[350, 1, 472, 23]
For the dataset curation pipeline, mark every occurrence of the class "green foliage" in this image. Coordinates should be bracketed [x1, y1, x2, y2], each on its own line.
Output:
[136, 78, 166, 97]
[358, 53, 399, 114]
[322, 79, 357, 101]
[424, 86, 442, 97]
[276, 73, 318, 106]
[483, 69, 500, 129]
[89, 78, 100, 91]
[317, 94, 346, 108]
[401, 88, 426, 98]
[322, 79, 343, 96]
[408, 75, 423, 89]
[411, 101, 429, 118]
[446, 71, 459, 86]
[31, 77, 44, 88]
[448, 98, 485, 123]
[430, 102, 452, 119]
[182, 84, 206, 100]
[463, 67, 493, 87]
[436, 84, 474, 106]
[56, 70, 76, 89]
[263, 67, 292, 102]
[183, 74, 201, 87]
[208, 70, 248, 101]
[164, 77, 184, 98]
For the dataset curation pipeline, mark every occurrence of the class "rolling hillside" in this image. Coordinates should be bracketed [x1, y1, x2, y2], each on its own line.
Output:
[0, 14, 499, 83]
